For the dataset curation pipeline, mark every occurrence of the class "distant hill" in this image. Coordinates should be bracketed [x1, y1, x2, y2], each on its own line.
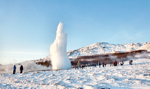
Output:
[67, 42, 150, 58]
[36, 41, 150, 66]
[42, 42, 150, 60]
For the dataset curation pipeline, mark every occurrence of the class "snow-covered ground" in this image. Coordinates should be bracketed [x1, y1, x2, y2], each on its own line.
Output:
[1, 58, 150, 89]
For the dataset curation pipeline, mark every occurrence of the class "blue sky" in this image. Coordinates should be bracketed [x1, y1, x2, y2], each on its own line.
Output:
[0, 0, 150, 64]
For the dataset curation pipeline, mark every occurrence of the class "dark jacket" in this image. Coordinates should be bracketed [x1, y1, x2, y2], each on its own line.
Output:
[14, 65, 16, 70]
[20, 65, 23, 70]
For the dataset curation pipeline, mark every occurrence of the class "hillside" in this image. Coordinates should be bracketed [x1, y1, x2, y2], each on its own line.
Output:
[67, 42, 150, 58]
[36, 42, 150, 67]
[138, 43, 150, 51]
[41, 42, 150, 61]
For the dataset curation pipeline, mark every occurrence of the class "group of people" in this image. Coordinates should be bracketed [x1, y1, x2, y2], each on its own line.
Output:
[98, 62, 106, 67]
[110, 61, 124, 66]
[13, 65, 23, 74]
[98, 61, 125, 67]
[74, 60, 133, 69]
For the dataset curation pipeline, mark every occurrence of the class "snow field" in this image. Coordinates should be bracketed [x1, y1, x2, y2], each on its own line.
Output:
[1, 58, 150, 89]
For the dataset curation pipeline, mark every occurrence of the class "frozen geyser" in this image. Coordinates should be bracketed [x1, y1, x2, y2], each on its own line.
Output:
[50, 22, 71, 70]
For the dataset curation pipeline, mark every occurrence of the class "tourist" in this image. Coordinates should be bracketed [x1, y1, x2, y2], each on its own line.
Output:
[20, 65, 23, 73]
[13, 65, 16, 74]
[77, 61, 80, 69]
[102, 62, 105, 67]
[99, 62, 101, 68]
[120, 61, 124, 66]
[104, 62, 106, 67]
[74, 65, 76, 69]
[129, 60, 133, 65]
[113, 60, 117, 66]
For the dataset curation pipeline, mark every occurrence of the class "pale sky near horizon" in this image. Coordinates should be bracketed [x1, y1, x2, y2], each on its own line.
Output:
[0, 0, 150, 64]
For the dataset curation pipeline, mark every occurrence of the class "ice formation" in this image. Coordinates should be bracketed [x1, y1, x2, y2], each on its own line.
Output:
[50, 22, 71, 70]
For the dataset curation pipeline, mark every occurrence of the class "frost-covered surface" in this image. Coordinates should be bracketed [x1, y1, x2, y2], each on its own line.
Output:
[67, 42, 150, 58]
[1, 58, 150, 89]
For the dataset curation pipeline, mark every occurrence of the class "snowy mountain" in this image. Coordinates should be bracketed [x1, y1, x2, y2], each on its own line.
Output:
[67, 42, 150, 58]
[39, 42, 150, 60]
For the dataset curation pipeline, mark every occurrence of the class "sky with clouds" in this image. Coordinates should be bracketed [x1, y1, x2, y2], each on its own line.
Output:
[0, 0, 150, 64]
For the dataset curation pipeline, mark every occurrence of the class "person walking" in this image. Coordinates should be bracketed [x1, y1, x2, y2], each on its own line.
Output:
[129, 60, 133, 65]
[99, 62, 101, 68]
[13, 65, 16, 74]
[113, 60, 117, 66]
[77, 61, 81, 69]
[104, 62, 106, 67]
[20, 65, 23, 73]
[102, 62, 105, 67]
[120, 61, 124, 66]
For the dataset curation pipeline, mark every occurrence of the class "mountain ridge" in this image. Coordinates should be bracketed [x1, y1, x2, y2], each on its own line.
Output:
[67, 42, 150, 58]
[41, 41, 150, 61]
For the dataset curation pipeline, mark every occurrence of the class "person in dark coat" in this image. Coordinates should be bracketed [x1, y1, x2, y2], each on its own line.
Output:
[113, 60, 117, 66]
[102, 62, 105, 67]
[13, 65, 16, 74]
[120, 61, 124, 66]
[99, 62, 101, 68]
[20, 65, 23, 73]
[129, 60, 133, 65]
[104, 62, 106, 67]
[81, 64, 85, 69]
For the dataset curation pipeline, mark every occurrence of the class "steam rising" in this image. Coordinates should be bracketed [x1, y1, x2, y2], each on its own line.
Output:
[50, 22, 71, 70]
[0, 61, 52, 73]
